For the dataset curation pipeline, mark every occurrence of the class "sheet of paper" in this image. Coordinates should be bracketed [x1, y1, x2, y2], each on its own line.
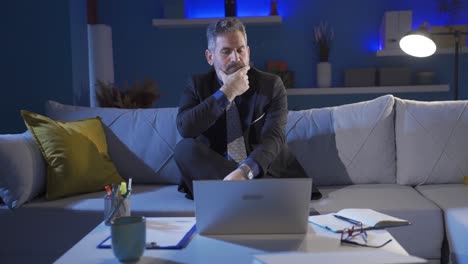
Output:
[255, 250, 427, 264]
[102, 217, 195, 247]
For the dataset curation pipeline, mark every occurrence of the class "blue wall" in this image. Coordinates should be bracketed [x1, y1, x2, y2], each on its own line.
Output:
[1, 0, 467, 133]
[1, 0, 87, 133]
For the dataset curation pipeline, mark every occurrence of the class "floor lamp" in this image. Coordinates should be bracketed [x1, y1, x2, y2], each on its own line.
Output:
[399, 23, 468, 100]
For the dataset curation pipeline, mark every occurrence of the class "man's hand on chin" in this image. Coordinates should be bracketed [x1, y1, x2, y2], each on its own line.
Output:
[217, 66, 250, 101]
[223, 169, 247, 181]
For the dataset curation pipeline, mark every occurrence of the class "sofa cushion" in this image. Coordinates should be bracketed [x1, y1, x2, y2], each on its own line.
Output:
[416, 184, 468, 264]
[286, 95, 396, 185]
[0, 131, 46, 208]
[312, 184, 444, 260]
[395, 98, 468, 185]
[22, 110, 124, 200]
[45, 101, 183, 185]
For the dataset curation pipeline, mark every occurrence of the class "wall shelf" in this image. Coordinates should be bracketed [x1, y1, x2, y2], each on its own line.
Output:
[376, 47, 468, 56]
[286, 84, 449, 95]
[152, 16, 282, 28]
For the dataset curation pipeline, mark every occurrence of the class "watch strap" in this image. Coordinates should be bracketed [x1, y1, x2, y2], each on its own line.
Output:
[238, 163, 254, 180]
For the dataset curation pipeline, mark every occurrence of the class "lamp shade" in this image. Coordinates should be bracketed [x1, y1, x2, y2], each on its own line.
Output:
[399, 29, 436, 57]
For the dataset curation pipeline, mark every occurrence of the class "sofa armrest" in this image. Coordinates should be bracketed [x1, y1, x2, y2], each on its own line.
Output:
[0, 131, 46, 208]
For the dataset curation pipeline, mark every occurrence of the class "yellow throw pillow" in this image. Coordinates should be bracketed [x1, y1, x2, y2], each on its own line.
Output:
[21, 110, 124, 200]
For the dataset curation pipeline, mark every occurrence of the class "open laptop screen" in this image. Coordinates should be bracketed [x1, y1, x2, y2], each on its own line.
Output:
[194, 178, 312, 235]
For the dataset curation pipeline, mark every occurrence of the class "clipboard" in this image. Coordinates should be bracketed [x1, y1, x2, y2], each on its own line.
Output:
[97, 218, 197, 250]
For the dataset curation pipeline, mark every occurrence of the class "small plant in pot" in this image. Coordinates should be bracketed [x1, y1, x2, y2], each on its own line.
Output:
[314, 21, 334, 62]
[436, 0, 463, 26]
[314, 21, 334, 88]
[432, 0, 467, 48]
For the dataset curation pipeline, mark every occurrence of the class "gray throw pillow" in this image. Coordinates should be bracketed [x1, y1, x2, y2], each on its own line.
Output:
[0, 131, 46, 208]
[45, 101, 183, 184]
[286, 95, 396, 186]
[395, 97, 468, 185]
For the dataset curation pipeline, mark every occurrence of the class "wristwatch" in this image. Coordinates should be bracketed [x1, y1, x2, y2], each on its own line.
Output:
[238, 163, 254, 180]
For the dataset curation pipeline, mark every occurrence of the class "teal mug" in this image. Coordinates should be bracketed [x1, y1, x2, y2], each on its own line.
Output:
[111, 216, 146, 262]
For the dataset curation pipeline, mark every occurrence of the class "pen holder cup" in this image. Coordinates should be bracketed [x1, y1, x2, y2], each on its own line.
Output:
[104, 195, 131, 225]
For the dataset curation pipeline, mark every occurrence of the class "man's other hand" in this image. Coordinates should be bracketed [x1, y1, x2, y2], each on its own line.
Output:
[223, 168, 247, 181]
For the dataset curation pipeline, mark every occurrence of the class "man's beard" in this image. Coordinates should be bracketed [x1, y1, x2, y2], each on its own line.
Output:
[224, 61, 246, 75]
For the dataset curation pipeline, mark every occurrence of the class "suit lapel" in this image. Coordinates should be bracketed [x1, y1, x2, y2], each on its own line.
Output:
[238, 71, 257, 132]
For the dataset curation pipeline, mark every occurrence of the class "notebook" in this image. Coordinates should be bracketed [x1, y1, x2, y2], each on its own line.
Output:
[308, 208, 411, 233]
[193, 178, 312, 235]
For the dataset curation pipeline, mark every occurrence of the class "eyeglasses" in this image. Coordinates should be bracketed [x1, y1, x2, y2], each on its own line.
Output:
[340, 222, 393, 248]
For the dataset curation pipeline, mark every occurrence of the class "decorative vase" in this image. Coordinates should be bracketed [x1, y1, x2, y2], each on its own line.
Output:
[269, 0, 278, 16]
[225, 0, 237, 17]
[317, 62, 331, 88]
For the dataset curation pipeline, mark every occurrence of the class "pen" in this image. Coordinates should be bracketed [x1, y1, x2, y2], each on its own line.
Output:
[115, 183, 121, 198]
[333, 214, 362, 226]
[104, 185, 112, 197]
[128, 178, 132, 193]
[309, 221, 335, 232]
[120, 182, 127, 196]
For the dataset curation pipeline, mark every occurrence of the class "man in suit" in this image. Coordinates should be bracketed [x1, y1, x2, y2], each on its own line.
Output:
[175, 17, 320, 200]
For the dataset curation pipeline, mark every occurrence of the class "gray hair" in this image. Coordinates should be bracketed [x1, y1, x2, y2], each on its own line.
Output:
[206, 18, 247, 51]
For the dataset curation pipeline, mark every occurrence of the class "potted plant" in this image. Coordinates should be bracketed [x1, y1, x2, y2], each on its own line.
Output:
[436, 0, 463, 26]
[96, 79, 160, 109]
[314, 22, 334, 87]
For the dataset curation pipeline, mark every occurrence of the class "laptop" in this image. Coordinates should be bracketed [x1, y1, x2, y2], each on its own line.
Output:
[193, 178, 312, 235]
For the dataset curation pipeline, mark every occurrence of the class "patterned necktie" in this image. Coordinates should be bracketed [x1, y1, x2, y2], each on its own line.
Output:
[226, 101, 247, 164]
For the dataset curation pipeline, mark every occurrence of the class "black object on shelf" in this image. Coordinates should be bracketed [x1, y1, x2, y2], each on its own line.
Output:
[225, 0, 237, 17]
[269, 0, 279, 16]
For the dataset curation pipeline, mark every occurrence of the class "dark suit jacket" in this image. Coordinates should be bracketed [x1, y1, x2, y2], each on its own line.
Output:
[176, 67, 305, 179]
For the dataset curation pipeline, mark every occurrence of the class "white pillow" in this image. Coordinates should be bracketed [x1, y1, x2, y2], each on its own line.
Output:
[396, 98, 468, 185]
[0, 131, 46, 208]
[286, 95, 396, 185]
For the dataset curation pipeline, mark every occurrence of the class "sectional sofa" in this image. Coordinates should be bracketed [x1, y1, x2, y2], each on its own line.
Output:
[1, 95, 467, 264]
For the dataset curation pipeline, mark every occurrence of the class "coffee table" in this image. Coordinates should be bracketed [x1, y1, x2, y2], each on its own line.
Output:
[55, 217, 410, 264]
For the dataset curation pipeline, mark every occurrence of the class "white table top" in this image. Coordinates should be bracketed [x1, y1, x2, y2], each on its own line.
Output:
[55, 217, 409, 264]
